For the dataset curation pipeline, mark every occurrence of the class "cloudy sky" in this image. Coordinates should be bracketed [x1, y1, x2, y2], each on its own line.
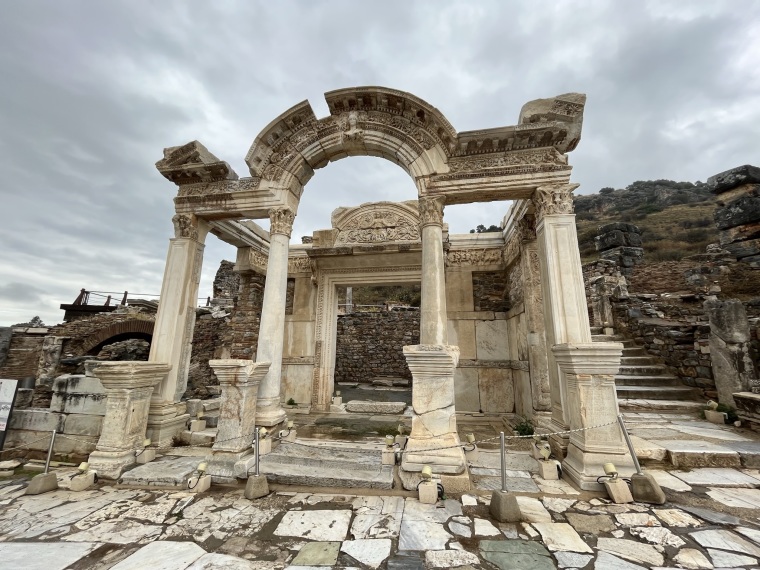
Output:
[1, 1, 758, 327]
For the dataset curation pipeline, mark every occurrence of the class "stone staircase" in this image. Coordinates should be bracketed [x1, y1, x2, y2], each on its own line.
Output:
[259, 440, 394, 489]
[591, 328, 705, 411]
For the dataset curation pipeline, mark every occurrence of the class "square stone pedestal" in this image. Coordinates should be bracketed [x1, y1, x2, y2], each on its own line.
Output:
[400, 345, 467, 489]
[136, 448, 156, 464]
[88, 362, 171, 480]
[553, 343, 635, 490]
[70, 470, 96, 492]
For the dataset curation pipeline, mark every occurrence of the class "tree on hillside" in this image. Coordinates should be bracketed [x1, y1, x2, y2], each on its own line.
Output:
[470, 224, 501, 233]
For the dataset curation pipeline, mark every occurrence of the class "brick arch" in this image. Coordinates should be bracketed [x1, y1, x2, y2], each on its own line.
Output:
[81, 319, 155, 354]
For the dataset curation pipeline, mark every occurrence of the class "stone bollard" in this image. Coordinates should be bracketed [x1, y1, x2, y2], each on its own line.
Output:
[418, 480, 438, 504]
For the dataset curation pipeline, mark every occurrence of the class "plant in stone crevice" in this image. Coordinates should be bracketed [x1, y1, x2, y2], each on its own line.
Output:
[513, 418, 535, 436]
[286, 397, 296, 406]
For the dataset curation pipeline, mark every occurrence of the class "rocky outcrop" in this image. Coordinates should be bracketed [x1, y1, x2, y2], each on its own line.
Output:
[709, 164, 760, 269]
[594, 222, 643, 277]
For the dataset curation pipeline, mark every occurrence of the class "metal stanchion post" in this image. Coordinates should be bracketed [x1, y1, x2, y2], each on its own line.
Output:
[44, 430, 57, 474]
[254, 429, 260, 477]
[617, 414, 642, 474]
[500, 431, 507, 492]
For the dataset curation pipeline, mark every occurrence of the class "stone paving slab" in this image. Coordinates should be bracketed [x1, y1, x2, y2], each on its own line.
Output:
[0, 541, 101, 570]
[120, 456, 206, 487]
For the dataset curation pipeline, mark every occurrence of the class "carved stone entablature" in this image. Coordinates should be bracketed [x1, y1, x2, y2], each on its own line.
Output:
[288, 256, 312, 273]
[532, 184, 579, 221]
[418, 196, 445, 228]
[331, 201, 421, 245]
[517, 215, 537, 242]
[172, 214, 199, 240]
[176, 177, 261, 198]
[446, 248, 503, 267]
[447, 148, 567, 174]
[269, 208, 295, 237]
[249, 249, 268, 273]
[340, 110, 364, 143]
[156, 141, 238, 186]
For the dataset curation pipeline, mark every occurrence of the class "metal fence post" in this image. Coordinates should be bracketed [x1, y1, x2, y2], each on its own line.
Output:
[44, 430, 57, 474]
[500, 431, 507, 492]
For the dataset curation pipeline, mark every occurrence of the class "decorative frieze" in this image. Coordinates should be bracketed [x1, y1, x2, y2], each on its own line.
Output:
[446, 248, 503, 267]
[447, 148, 566, 173]
[269, 208, 295, 237]
[333, 202, 421, 245]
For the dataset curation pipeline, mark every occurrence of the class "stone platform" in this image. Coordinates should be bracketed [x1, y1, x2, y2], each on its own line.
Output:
[119, 456, 206, 488]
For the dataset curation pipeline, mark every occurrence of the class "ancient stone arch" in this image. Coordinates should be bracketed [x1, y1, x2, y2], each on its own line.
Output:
[81, 319, 155, 354]
[90, 86, 634, 490]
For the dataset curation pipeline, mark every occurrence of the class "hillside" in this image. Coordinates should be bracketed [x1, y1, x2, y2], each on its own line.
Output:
[574, 179, 719, 262]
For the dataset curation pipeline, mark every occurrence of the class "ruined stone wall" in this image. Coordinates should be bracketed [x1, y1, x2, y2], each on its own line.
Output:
[212, 260, 240, 301]
[0, 327, 12, 368]
[229, 271, 265, 359]
[186, 314, 230, 399]
[0, 329, 46, 380]
[334, 309, 420, 383]
[472, 271, 510, 312]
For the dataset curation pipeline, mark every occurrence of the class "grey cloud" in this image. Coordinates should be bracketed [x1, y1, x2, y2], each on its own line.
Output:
[1, 0, 758, 325]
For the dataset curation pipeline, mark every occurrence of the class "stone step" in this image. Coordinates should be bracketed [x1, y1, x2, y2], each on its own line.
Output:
[259, 440, 393, 489]
[620, 356, 659, 365]
[614, 374, 683, 387]
[618, 399, 706, 412]
[178, 428, 217, 446]
[617, 365, 669, 376]
[590, 326, 603, 334]
[622, 347, 647, 357]
[615, 385, 703, 400]
[591, 334, 627, 342]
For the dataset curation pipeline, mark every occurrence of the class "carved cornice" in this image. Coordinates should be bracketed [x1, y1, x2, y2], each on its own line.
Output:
[156, 141, 238, 186]
[269, 208, 295, 237]
[418, 196, 445, 228]
[172, 214, 199, 240]
[532, 184, 579, 221]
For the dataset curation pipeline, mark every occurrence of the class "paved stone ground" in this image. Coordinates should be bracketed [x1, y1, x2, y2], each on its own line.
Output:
[4, 464, 760, 569]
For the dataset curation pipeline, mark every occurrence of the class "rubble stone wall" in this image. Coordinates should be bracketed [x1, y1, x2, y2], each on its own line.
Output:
[472, 271, 510, 312]
[0, 330, 46, 380]
[229, 271, 266, 360]
[186, 315, 230, 399]
[334, 309, 420, 383]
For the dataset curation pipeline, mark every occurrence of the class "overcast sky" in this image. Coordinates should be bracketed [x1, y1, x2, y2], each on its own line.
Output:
[1, 1, 758, 327]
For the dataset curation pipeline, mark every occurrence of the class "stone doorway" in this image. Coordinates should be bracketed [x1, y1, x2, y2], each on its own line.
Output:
[334, 285, 420, 410]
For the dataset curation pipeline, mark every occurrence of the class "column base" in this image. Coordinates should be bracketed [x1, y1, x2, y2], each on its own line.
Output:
[401, 434, 467, 476]
[561, 443, 635, 491]
[208, 450, 257, 484]
[147, 414, 190, 448]
[548, 418, 569, 460]
[255, 407, 287, 428]
[89, 449, 137, 480]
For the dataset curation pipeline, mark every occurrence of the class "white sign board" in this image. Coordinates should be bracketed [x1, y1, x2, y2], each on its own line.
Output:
[0, 378, 19, 449]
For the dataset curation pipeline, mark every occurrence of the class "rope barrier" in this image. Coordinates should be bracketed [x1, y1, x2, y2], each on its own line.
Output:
[0, 435, 57, 453]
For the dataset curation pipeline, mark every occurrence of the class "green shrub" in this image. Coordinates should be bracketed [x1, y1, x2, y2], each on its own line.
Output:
[286, 397, 296, 406]
[514, 418, 535, 436]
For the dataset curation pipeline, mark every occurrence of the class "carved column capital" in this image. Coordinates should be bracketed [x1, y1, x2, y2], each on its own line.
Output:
[418, 196, 445, 228]
[517, 214, 537, 242]
[172, 214, 199, 240]
[269, 208, 295, 237]
[532, 184, 579, 222]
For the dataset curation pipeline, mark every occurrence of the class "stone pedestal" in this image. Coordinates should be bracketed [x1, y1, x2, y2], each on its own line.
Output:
[70, 470, 96, 492]
[255, 209, 294, 426]
[603, 477, 633, 504]
[136, 448, 156, 464]
[418, 480, 438, 504]
[207, 359, 270, 482]
[88, 362, 171, 480]
[400, 345, 465, 485]
[553, 343, 634, 490]
[188, 474, 211, 493]
[538, 460, 559, 480]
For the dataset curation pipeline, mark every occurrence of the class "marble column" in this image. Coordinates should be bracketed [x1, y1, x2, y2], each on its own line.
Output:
[419, 196, 448, 345]
[255, 208, 294, 427]
[88, 362, 170, 479]
[207, 359, 270, 483]
[553, 343, 633, 490]
[518, 216, 551, 415]
[400, 344, 466, 485]
[147, 214, 208, 447]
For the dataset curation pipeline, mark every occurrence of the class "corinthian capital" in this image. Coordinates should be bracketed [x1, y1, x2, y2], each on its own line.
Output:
[172, 214, 199, 240]
[269, 208, 295, 237]
[532, 184, 579, 222]
[418, 196, 445, 228]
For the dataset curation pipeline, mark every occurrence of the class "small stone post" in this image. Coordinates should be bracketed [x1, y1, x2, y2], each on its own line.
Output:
[207, 359, 271, 483]
[88, 362, 171, 479]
